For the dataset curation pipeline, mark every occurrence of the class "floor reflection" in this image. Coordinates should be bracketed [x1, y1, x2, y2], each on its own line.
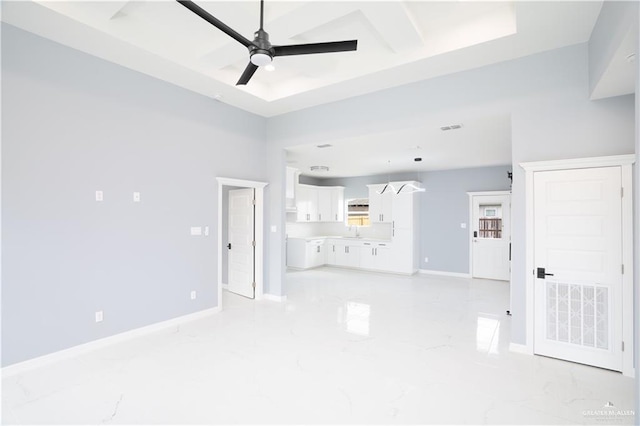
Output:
[476, 314, 500, 354]
[338, 301, 371, 336]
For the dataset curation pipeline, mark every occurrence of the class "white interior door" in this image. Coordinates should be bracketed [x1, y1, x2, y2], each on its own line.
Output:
[471, 194, 511, 281]
[227, 188, 255, 299]
[533, 167, 622, 371]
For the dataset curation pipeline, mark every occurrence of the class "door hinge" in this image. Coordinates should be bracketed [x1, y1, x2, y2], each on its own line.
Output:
[252, 240, 256, 247]
[621, 187, 624, 198]
[252, 282, 256, 289]
[621, 264, 624, 274]
[252, 199, 256, 205]
[622, 341, 625, 352]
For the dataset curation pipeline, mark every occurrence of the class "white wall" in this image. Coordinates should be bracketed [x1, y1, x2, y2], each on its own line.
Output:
[266, 43, 635, 346]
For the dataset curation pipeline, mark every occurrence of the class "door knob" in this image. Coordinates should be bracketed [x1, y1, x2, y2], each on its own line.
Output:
[536, 267, 554, 279]
[227, 243, 232, 250]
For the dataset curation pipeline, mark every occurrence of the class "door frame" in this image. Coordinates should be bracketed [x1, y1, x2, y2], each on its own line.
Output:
[467, 190, 512, 281]
[216, 177, 268, 307]
[521, 155, 635, 377]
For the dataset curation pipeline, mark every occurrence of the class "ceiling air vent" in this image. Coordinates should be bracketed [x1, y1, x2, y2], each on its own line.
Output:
[316, 144, 333, 148]
[440, 124, 463, 131]
[310, 165, 329, 172]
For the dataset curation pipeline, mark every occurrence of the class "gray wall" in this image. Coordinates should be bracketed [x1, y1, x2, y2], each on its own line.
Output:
[1, 24, 267, 366]
[419, 166, 511, 273]
[266, 43, 635, 346]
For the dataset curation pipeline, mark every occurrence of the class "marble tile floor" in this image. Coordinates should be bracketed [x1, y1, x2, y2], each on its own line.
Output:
[2, 267, 636, 424]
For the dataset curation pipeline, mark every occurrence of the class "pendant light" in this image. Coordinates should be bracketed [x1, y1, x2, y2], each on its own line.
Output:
[377, 160, 425, 195]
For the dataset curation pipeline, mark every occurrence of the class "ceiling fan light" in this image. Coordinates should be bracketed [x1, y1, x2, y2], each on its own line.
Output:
[251, 52, 272, 67]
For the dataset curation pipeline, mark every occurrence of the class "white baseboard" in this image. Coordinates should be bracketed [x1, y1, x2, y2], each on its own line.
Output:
[419, 269, 471, 279]
[509, 342, 532, 355]
[2, 307, 220, 378]
[262, 293, 287, 302]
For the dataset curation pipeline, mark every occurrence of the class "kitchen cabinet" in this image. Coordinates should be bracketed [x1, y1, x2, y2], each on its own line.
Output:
[296, 185, 318, 222]
[286, 238, 325, 269]
[327, 239, 360, 268]
[335, 244, 360, 268]
[296, 185, 344, 222]
[317, 187, 332, 222]
[359, 241, 392, 271]
[368, 184, 393, 223]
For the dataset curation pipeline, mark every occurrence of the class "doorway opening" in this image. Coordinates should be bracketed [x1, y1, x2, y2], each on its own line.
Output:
[216, 178, 268, 307]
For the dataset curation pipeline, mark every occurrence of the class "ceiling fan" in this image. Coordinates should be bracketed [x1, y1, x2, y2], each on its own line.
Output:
[177, 0, 358, 86]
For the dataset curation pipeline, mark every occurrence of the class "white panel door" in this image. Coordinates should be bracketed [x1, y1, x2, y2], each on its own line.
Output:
[533, 167, 622, 371]
[228, 188, 255, 299]
[471, 194, 511, 281]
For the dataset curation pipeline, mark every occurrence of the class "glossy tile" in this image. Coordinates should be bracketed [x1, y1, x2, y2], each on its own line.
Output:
[2, 267, 635, 424]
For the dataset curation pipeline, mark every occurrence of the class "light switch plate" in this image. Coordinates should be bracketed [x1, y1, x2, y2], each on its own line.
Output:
[190, 227, 202, 236]
[190, 291, 196, 300]
[271, 225, 277, 233]
[460, 223, 467, 229]
[95, 191, 103, 202]
[95, 311, 103, 323]
[133, 192, 141, 202]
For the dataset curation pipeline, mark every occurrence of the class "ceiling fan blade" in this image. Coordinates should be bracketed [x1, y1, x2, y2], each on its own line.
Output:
[177, 0, 253, 48]
[236, 62, 259, 85]
[273, 40, 357, 57]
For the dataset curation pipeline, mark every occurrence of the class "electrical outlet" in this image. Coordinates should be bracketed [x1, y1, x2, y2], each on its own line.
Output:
[204, 226, 209, 236]
[133, 192, 141, 202]
[424, 257, 429, 263]
[95, 191, 103, 202]
[460, 223, 467, 229]
[190, 291, 196, 300]
[95, 311, 103, 323]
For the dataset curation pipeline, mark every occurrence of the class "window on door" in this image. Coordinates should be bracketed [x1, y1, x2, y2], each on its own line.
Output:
[478, 204, 502, 239]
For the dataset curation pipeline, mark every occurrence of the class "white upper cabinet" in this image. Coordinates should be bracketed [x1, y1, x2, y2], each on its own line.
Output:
[368, 184, 393, 223]
[317, 187, 332, 222]
[328, 187, 345, 222]
[296, 184, 344, 222]
[296, 184, 318, 222]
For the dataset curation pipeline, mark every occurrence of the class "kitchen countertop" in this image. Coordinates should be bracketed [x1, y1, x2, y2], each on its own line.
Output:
[287, 235, 392, 243]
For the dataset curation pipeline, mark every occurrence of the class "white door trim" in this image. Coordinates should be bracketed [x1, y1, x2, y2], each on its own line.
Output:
[467, 190, 512, 281]
[216, 177, 268, 308]
[521, 154, 635, 377]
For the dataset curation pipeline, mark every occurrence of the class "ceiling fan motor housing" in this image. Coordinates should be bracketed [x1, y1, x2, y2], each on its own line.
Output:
[249, 29, 274, 66]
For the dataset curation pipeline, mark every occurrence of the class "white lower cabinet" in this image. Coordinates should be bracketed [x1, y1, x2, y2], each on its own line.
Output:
[290, 237, 408, 274]
[287, 238, 325, 269]
[359, 242, 392, 271]
[328, 241, 360, 268]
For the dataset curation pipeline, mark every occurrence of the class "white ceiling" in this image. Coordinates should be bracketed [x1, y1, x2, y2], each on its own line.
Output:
[286, 113, 512, 177]
[3, 1, 604, 118]
[7, 1, 630, 178]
